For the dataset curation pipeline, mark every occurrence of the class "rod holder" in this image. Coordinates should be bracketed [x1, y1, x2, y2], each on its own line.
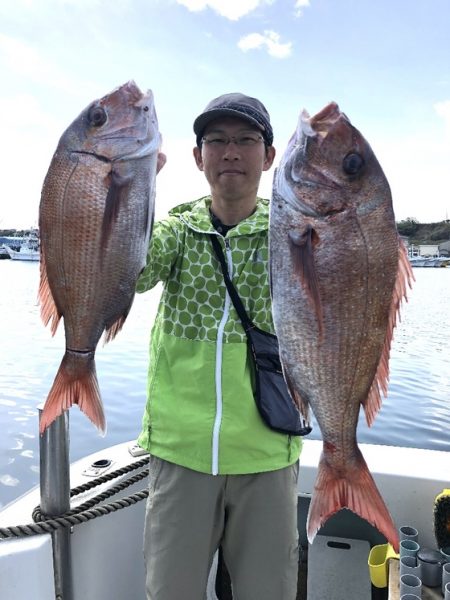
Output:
[39, 406, 73, 600]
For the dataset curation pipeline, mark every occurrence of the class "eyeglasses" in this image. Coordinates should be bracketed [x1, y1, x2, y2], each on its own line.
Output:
[201, 133, 264, 147]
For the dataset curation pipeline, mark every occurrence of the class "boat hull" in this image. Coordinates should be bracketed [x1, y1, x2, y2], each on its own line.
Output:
[4, 247, 39, 261]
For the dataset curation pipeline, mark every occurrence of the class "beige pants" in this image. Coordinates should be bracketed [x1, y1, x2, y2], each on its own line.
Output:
[143, 456, 299, 600]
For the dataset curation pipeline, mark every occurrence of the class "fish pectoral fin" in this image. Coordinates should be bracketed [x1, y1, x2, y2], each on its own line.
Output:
[288, 226, 323, 334]
[38, 250, 62, 336]
[40, 350, 106, 436]
[100, 166, 133, 250]
[284, 369, 311, 424]
[362, 238, 414, 427]
[307, 445, 399, 552]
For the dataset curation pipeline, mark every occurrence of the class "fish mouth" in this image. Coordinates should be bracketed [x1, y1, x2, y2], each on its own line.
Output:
[114, 134, 161, 161]
[306, 101, 344, 137]
[72, 130, 161, 163]
[274, 102, 349, 217]
[297, 101, 348, 148]
[283, 103, 345, 191]
[290, 164, 342, 191]
[92, 121, 160, 161]
[105, 80, 146, 101]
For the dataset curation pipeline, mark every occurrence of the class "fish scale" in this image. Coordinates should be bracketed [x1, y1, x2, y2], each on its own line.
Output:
[270, 102, 413, 551]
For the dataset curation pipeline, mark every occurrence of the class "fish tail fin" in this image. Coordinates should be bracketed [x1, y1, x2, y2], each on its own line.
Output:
[307, 445, 399, 552]
[40, 350, 106, 436]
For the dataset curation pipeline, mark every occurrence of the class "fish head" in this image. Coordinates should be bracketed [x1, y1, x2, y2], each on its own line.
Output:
[60, 81, 161, 161]
[274, 102, 391, 219]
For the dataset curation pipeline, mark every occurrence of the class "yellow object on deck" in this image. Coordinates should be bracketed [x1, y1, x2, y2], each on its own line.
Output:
[434, 488, 450, 549]
[368, 543, 399, 588]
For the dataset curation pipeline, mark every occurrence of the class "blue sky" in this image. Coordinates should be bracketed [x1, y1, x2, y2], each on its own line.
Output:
[1, 0, 449, 228]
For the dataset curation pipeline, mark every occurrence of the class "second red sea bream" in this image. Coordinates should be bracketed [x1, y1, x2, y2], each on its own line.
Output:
[270, 102, 414, 551]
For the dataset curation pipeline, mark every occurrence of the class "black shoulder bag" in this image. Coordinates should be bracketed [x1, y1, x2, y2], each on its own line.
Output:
[210, 235, 312, 437]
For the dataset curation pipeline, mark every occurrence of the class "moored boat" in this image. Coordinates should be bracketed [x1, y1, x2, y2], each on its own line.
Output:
[4, 233, 40, 262]
[0, 245, 11, 260]
[410, 256, 449, 268]
[409, 256, 427, 267]
[430, 256, 450, 267]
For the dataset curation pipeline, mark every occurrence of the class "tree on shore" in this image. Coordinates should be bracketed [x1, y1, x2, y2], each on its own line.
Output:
[397, 218, 420, 236]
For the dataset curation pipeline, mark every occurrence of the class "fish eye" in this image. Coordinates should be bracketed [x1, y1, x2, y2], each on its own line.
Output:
[88, 106, 107, 127]
[343, 152, 364, 175]
[143, 106, 149, 112]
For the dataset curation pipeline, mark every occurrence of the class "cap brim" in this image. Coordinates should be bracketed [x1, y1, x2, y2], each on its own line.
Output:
[193, 108, 265, 137]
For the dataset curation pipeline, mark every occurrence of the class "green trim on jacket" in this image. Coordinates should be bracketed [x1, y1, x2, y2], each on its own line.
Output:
[136, 196, 302, 474]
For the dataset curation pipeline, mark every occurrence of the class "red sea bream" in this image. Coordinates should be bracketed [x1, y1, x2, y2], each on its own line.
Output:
[38, 81, 164, 435]
[270, 102, 413, 551]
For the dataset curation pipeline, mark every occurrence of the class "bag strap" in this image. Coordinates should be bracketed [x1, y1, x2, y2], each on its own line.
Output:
[210, 235, 253, 333]
[211, 234, 312, 437]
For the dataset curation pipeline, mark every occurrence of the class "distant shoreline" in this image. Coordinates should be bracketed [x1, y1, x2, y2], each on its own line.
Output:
[1, 219, 450, 246]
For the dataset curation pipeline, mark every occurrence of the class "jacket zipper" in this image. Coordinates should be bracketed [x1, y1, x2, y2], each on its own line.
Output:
[212, 236, 232, 475]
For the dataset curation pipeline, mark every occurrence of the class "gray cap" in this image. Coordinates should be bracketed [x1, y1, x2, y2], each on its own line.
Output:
[193, 92, 273, 146]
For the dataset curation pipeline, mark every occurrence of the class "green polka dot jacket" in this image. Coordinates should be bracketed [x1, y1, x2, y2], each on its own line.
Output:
[136, 196, 301, 475]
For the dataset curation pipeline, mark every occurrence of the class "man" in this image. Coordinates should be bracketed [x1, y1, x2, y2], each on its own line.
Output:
[137, 93, 302, 599]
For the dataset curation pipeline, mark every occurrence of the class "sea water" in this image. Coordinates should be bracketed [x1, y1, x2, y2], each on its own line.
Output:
[0, 260, 449, 508]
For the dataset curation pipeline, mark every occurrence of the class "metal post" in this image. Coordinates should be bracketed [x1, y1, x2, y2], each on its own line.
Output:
[39, 407, 74, 600]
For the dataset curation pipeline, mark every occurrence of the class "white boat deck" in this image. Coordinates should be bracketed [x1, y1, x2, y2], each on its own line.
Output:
[0, 439, 449, 600]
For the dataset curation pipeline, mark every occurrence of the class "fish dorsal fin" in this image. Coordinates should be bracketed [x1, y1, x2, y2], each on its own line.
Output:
[288, 225, 324, 334]
[38, 249, 62, 336]
[363, 239, 414, 426]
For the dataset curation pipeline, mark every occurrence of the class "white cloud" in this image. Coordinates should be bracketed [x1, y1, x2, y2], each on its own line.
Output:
[176, 0, 271, 21]
[294, 0, 310, 17]
[238, 30, 292, 58]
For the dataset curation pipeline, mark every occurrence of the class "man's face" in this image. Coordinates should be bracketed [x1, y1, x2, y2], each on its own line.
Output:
[193, 117, 275, 203]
